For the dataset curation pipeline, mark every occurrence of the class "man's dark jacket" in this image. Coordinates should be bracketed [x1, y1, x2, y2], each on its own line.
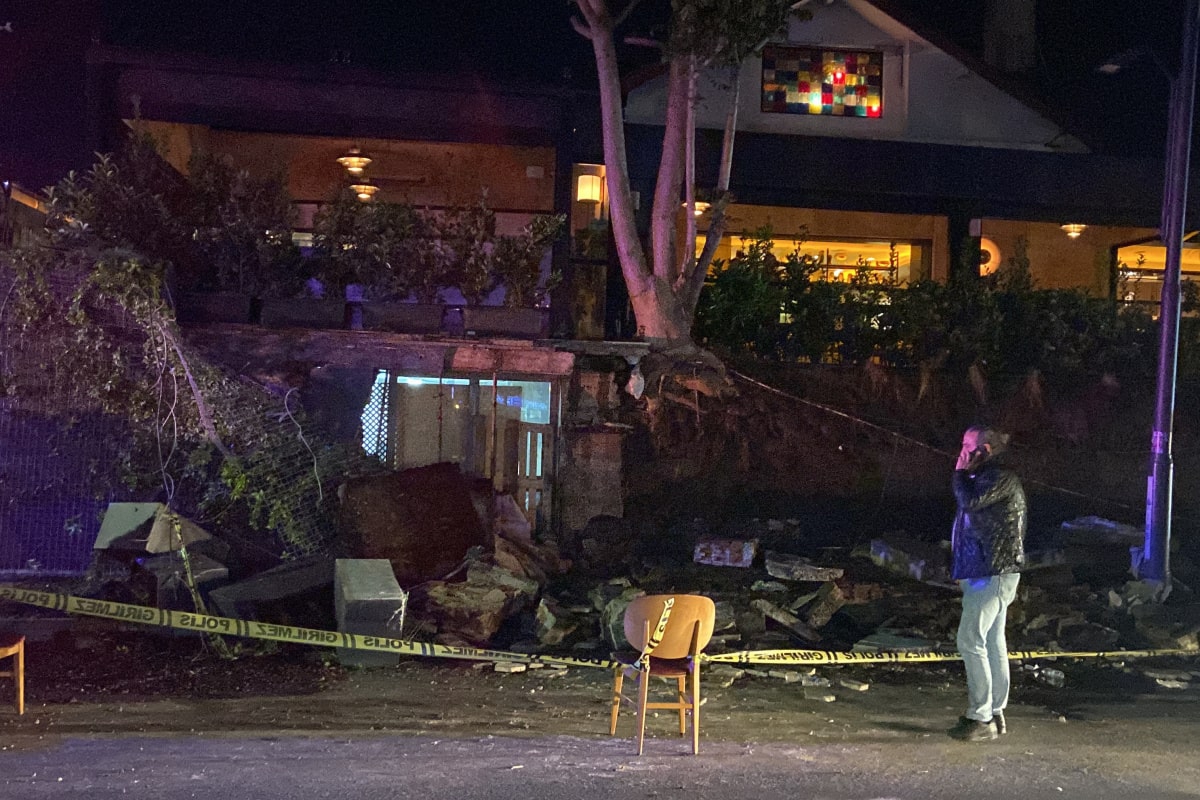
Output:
[951, 458, 1027, 580]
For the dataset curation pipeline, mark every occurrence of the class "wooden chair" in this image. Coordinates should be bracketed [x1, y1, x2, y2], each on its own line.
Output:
[0, 634, 24, 715]
[609, 594, 715, 755]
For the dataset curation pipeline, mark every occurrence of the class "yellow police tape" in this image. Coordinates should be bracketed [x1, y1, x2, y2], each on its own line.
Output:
[0, 585, 1195, 669]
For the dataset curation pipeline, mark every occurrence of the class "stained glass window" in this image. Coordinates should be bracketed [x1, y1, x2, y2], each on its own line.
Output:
[761, 46, 883, 118]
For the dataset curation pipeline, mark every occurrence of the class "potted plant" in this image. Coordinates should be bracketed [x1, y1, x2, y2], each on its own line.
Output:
[179, 152, 304, 325]
[462, 213, 565, 338]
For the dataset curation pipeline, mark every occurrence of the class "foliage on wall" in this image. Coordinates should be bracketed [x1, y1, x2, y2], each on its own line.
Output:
[0, 137, 376, 553]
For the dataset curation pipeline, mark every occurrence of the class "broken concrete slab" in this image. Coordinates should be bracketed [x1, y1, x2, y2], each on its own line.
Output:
[95, 503, 215, 554]
[735, 606, 767, 640]
[207, 556, 335, 623]
[799, 582, 845, 630]
[334, 559, 408, 667]
[764, 551, 844, 582]
[140, 552, 229, 611]
[752, 599, 819, 642]
[340, 463, 491, 587]
[839, 678, 870, 692]
[1130, 603, 1200, 651]
[415, 562, 539, 646]
[694, 538, 758, 568]
[709, 665, 745, 688]
[535, 597, 578, 646]
[1061, 516, 1144, 545]
[868, 535, 951, 585]
[599, 587, 645, 649]
[494, 661, 527, 674]
[1056, 620, 1120, 652]
[713, 600, 737, 632]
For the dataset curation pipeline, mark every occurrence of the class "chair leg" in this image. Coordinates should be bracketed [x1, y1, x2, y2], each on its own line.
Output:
[676, 676, 687, 735]
[635, 668, 650, 756]
[609, 667, 624, 735]
[690, 662, 701, 755]
[14, 641, 22, 716]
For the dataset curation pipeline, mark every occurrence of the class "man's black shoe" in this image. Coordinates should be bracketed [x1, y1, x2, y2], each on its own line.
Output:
[948, 716, 998, 741]
[994, 711, 1007, 735]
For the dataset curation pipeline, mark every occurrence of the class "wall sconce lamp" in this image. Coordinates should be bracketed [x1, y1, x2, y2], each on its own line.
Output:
[337, 147, 373, 177]
[351, 181, 379, 202]
[1061, 223, 1087, 238]
[576, 174, 602, 204]
[686, 200, 711, 217]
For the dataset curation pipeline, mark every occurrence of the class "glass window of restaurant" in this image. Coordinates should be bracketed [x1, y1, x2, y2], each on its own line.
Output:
[359, 371, 557, 525]
[699, 233, 933, 285]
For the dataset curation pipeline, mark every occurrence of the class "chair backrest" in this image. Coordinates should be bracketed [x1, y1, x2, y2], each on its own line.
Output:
[623, 594, 716, 659]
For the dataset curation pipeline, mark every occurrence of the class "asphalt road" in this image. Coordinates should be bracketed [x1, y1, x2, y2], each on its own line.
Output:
[1, 660, 1198, 799]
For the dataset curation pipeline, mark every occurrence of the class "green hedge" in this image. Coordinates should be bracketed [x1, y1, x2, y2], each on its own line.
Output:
[695, 231, 1180, 382]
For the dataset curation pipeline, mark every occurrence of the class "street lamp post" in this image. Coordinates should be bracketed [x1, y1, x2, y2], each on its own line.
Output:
[1143, 0, 1200, 595]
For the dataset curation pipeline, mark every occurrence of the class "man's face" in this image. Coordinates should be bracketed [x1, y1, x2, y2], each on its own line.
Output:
[962, 430, 982, 453]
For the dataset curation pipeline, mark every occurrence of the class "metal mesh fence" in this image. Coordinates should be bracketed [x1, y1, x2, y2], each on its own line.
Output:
[0, 265, 381, 575]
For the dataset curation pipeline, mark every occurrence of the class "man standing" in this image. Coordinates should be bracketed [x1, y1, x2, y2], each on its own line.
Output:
[947, 425, 1026, 742]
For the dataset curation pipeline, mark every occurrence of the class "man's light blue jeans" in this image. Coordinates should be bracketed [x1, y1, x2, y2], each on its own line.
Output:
[957, 573, 1020, 722]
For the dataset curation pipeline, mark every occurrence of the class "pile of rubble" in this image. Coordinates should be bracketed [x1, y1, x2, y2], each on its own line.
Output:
[71, 476, 1200, 695]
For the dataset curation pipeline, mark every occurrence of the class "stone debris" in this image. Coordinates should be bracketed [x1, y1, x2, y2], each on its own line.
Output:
[694, 538, 759, 568]
[839, 678, 870, 692]
[767, 670, 802, 683]
[800, 674, 831, 688]
[208, 555, 335, 622]
[708, 666, 746, 688]
[1156, 678, 1189, 690]
[867, 534, 952, 585]
[798, 582, 845, 630]
[764, 551, 844, 582]
[804, 687, 837, 702]
[141, 552, 228, 611]
[1143, 669, 1193, 682]
[415, 562, 539, 646]
[752, 599, 820, 642]
[751, 580, 790, 593]
[535, 598, 578, 646]
[494, 661, 527, 674]
[1061, 516, 1145, 545]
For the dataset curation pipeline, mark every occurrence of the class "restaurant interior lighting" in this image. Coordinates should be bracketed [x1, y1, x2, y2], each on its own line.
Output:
[1061, 223, 1087, 238]
[351, 181, 379, 202]
[576, 174, 602, 204]
[337, 147, 373, 177]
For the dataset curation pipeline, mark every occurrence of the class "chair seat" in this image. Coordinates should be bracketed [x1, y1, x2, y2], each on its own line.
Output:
[0, 634, 22, 656]
[611, 650, 693, 677]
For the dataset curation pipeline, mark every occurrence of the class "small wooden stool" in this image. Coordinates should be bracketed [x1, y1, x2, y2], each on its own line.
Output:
[0, 634, 24, 715]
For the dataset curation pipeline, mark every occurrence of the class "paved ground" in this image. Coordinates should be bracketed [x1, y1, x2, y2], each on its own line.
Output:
[1, 656, 1198, 799]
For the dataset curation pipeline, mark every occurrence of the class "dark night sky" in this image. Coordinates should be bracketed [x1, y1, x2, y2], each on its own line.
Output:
[0, 0, 1190, 190]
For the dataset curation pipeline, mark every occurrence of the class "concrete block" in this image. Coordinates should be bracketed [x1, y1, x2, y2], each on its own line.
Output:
[868, 535, 951, 584]
[764, 551, 843, 582]
[208, 556, 335, 621]
[335, 559, 408, 667]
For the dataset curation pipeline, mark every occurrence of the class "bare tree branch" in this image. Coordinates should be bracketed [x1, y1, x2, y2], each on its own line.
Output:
[570, 15, 594, 39]
[623, 36, 664, 49]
